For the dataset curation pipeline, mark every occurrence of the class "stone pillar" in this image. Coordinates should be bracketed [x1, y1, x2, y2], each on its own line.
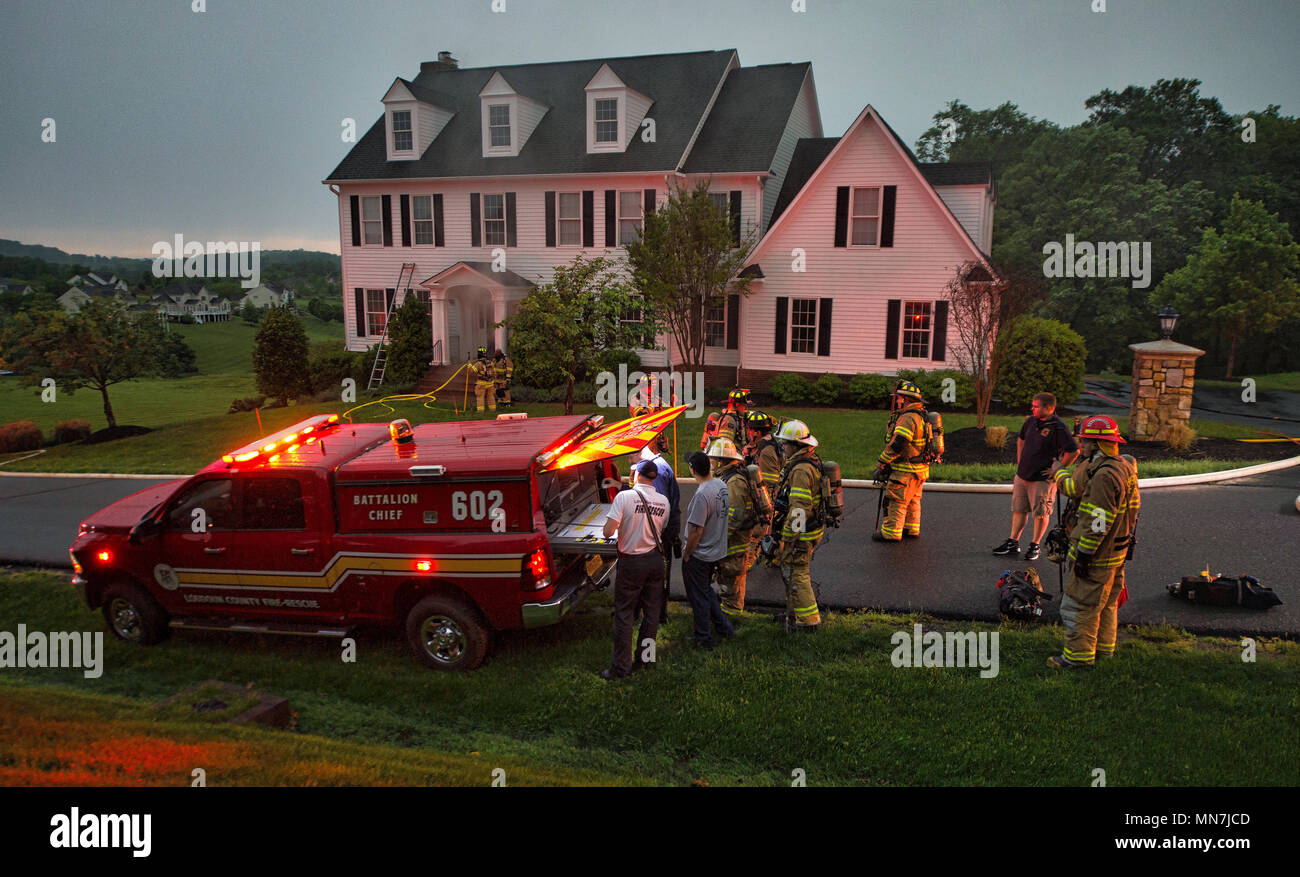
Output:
[1128, 339, 1206, 441]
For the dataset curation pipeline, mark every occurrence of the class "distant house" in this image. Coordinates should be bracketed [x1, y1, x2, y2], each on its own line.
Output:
[58, 283, 128, 314]
[153, 281, 231, 322]
[66, 272, 129, 293]
[0, 279, 35, 295]
[238, 282, 295, 310]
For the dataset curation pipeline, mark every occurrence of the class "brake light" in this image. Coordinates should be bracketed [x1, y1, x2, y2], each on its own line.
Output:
[522, 547, 551, 591]
[96, 550, 112, 563]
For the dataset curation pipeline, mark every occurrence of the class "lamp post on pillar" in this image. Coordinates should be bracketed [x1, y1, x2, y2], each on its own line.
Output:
[1129, 304, 1203, 442]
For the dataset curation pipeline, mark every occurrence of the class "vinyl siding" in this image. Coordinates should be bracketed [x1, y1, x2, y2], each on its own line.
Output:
[932, 185, 987, 253]
[515, 96, 548, 150]
[624, 90, 654, 147]
[762, 70, 822, 233]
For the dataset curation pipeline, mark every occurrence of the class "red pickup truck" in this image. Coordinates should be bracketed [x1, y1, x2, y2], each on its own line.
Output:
[68, 407, 684, 670]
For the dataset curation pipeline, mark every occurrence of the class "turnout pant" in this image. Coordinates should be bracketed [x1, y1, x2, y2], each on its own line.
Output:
[475, 381, 497, 412]
[683, 555, 733, 646]
[1059, 562, 1125, 664]
[611, 550, 664, 675]
[882, 472, 925, 539]
[781, 538, 821, 625]
[717, 539, 756, 615]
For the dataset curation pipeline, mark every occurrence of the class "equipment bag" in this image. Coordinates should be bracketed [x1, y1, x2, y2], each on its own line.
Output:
[1168, 574, 1283, 610]
[997, 567, 1053, 620]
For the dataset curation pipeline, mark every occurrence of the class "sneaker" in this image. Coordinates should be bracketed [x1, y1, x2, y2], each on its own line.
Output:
[993, 538, 1020, 556]
[1025, 542, 1041, 561]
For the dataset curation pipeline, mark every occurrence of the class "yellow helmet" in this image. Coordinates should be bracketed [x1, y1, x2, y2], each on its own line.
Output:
[774, 418, 818, 448]
[705, 437, 745, 461]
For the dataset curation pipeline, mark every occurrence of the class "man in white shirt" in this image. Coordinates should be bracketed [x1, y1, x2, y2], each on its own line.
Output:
[599, 460, 670, 680]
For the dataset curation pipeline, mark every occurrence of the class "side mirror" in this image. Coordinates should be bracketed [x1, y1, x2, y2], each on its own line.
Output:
[129, 516, 161, 545]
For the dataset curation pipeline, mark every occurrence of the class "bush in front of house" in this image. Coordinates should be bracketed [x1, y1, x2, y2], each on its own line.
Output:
[896, 368, 975, 409]
[52, 419, 92, 444]
[848, 373, 893, 408]
[995, 317, 1087, 407]
[227, 396, 267, 414]
[593, 348, 642, 379]
[0, 420, 44, 452]
[809, 374, 843, 405]
[769, 372, 811, 404]
[308, 342, 369, 396]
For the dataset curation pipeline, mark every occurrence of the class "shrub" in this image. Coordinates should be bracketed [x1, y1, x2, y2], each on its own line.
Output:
[847, 373, 893, 408]
[593, 348, 642, 379]
[896, 368, 975, 409]
[985, 426, 1008, 449]
[307, 342, 367, 396]
[0, 420, 43, 452]
[1164, 422, 1198, 453]
[227, 396, 266, 414]
[52, 419, 92, 444]
[809, 373, 843, 405]
[769, 372, 811, 404]
[995, 317, 1087, 408]
[571, 381, 596, 404]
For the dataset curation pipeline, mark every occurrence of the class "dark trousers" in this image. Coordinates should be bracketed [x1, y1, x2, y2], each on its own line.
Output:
[611, 551, 664, 675]
[683, 554, 734, 647]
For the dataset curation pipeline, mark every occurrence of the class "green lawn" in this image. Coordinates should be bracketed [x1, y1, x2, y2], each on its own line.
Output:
[2, 569, 1296, 786]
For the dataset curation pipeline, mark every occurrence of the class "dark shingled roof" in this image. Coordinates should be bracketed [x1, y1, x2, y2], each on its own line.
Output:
[917, 162, 992, 186]
[681, 63, 811, 173]
[326, 50, 738, 181]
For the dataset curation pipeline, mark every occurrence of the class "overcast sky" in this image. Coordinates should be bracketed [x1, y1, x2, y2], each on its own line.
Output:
[2, 0, 1296, 257]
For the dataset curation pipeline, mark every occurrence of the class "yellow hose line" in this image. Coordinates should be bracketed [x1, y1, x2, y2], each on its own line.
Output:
[343, 363, 469, 422]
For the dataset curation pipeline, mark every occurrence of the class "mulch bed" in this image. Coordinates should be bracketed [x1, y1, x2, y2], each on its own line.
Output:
[81, 425, 153, 445]
[942, 427, 1298, 466]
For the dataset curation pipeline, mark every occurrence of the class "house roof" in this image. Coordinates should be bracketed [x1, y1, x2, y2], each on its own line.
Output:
[680, 63, 813, 173]
[917, 162, 992, 186]
[325, 50, 740, 181]
[156, 281, 207, 299]
[422, 261, 535, 288]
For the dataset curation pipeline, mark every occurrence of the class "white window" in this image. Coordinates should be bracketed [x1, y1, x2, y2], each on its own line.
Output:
[594, 98, 618, 143]
[483, 194, 506, 246]
[902, 301, 932, 358]
[618, 191, 643, 246]
[708, 192, 729, 217]
[412, 195, 433, 245]
[392, 111, 412, 152]
[366, 289, 387, 335]
[705, 300, 726, 348]
[851, 187, 880, 246]
[558, 192, 581, 246]
[791, 298, 817, 354]
[362, 196, 382, 245]
[488, 104, 511, 148]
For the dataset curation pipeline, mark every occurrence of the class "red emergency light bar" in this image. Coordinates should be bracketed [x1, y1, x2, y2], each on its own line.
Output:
[534, 414, 604, 468]
[222, 413, 341, 465]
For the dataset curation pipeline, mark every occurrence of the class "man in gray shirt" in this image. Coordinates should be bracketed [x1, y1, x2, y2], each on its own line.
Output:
[681, 452, 735, 649]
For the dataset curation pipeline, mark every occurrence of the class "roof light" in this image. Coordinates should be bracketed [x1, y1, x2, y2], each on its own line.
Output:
[415, 560, 433, 572]
[222, 413, 342, 466]
[261, 442, 278, 453]
[235, 451, 259, 462]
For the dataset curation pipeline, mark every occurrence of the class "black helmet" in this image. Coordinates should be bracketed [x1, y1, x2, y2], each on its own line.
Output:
[476, 346, 488, 358]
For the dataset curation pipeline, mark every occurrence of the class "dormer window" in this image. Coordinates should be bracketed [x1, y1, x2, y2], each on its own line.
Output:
[478, 72, 547, 158]
[594, 99, 618, 143]
[488, 104, 512, 148]
[392, 111, 412, 152]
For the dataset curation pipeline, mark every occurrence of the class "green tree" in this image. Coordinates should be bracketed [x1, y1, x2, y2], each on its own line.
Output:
[136, 317, 198, 378]
[253, 307, 310, 406]
[383, 292, 432, 385]
[624, 179, 757, 370]
[995, 317, 1087, 408]
[501, 254, 646, 414]
[0, 298, 154, 430]
[1153, 195, 1300, 378]
[915, 100, 1058, 179]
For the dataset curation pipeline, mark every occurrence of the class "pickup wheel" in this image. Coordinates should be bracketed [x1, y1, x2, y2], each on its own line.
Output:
[405, 595, 490, 671]
[102, 581, 170, 645]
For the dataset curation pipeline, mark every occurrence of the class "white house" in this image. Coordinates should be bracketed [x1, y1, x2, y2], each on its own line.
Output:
[238, 281, 295, 310]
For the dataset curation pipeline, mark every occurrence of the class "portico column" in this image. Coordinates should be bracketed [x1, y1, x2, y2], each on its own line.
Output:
[429, 293, 447, 365]
[493, 291, 506, 356]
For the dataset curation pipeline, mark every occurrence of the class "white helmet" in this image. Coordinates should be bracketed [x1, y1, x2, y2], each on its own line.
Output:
[705, 437, 745, 462]
[774, 418, 818, 448]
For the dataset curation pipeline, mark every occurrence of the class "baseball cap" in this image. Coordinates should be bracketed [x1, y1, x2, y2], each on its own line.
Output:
[637, 460, 659, 480]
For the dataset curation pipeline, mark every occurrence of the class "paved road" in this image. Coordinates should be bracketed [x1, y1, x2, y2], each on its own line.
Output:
[1071, 380, 1300, 436]
[4, 469, 1298, 635]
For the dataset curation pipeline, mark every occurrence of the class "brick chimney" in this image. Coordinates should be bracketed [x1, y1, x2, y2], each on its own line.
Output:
[421, 51, 459, 73]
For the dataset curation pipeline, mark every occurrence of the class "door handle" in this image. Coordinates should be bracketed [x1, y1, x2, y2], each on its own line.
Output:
[204, 547, 226, 555]
[291, 547, 315, 556]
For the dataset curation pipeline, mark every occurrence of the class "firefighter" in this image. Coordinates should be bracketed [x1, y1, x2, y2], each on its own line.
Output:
[718, 388, 750, 443]
[772, 419, 823, 630]
[743, 410, 782, 492]
[1046, 415, 1140, 668]
[471, 346, 495, 412]
[707, 437, 760, 617]
[493, 350, 514, 406]
[873, 380, 929, 542]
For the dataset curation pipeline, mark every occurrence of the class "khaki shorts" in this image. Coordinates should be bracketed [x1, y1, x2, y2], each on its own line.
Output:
[1012, 475, 1057, 517]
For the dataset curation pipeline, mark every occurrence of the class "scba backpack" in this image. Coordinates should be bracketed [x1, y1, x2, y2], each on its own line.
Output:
[1167, 574, 1283, 611]
[997, 568, 1053, 620]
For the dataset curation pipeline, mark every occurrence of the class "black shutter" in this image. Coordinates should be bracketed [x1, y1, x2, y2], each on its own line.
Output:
[505, 192, 517, 247]
[350, 196, 360, 247]
[834, 186, 849, 247]
[433, 194, 444, 246]
[726, 293, 740, 350]
[381, 195, 392, 246]
[470, 193, 481, 247]
[354, 287, 366, 337]
[885, 299, 901, 360]
[932, 300, 949, 361]
[775, 297, 788, 355]
[818, 298, 832, 357]
[544, 191, 556, 247]
[604, 190, 616, 246]
[400, 194, 411, 247]
[582, 190, 594, 247]
[385, 289, 395, 317]
[644, 188, 655, 216]
[881, 185, 897, 248]
[729, 190, 742, 246]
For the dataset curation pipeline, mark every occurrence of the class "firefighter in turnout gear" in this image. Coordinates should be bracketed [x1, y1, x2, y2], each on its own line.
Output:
[744, 410, 783, 493]
[707, 438, 760, 617]
[873, 380, 929, 542]
[493, 351, 514, 406]
[1046, 414, 1141, 668]
[471, 346, 495, 412]
[773, 419, 823, 630]
[719, 388, 751, 443]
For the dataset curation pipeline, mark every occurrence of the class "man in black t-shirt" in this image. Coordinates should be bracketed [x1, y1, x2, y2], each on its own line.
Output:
[992, 392, 1079, 560]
